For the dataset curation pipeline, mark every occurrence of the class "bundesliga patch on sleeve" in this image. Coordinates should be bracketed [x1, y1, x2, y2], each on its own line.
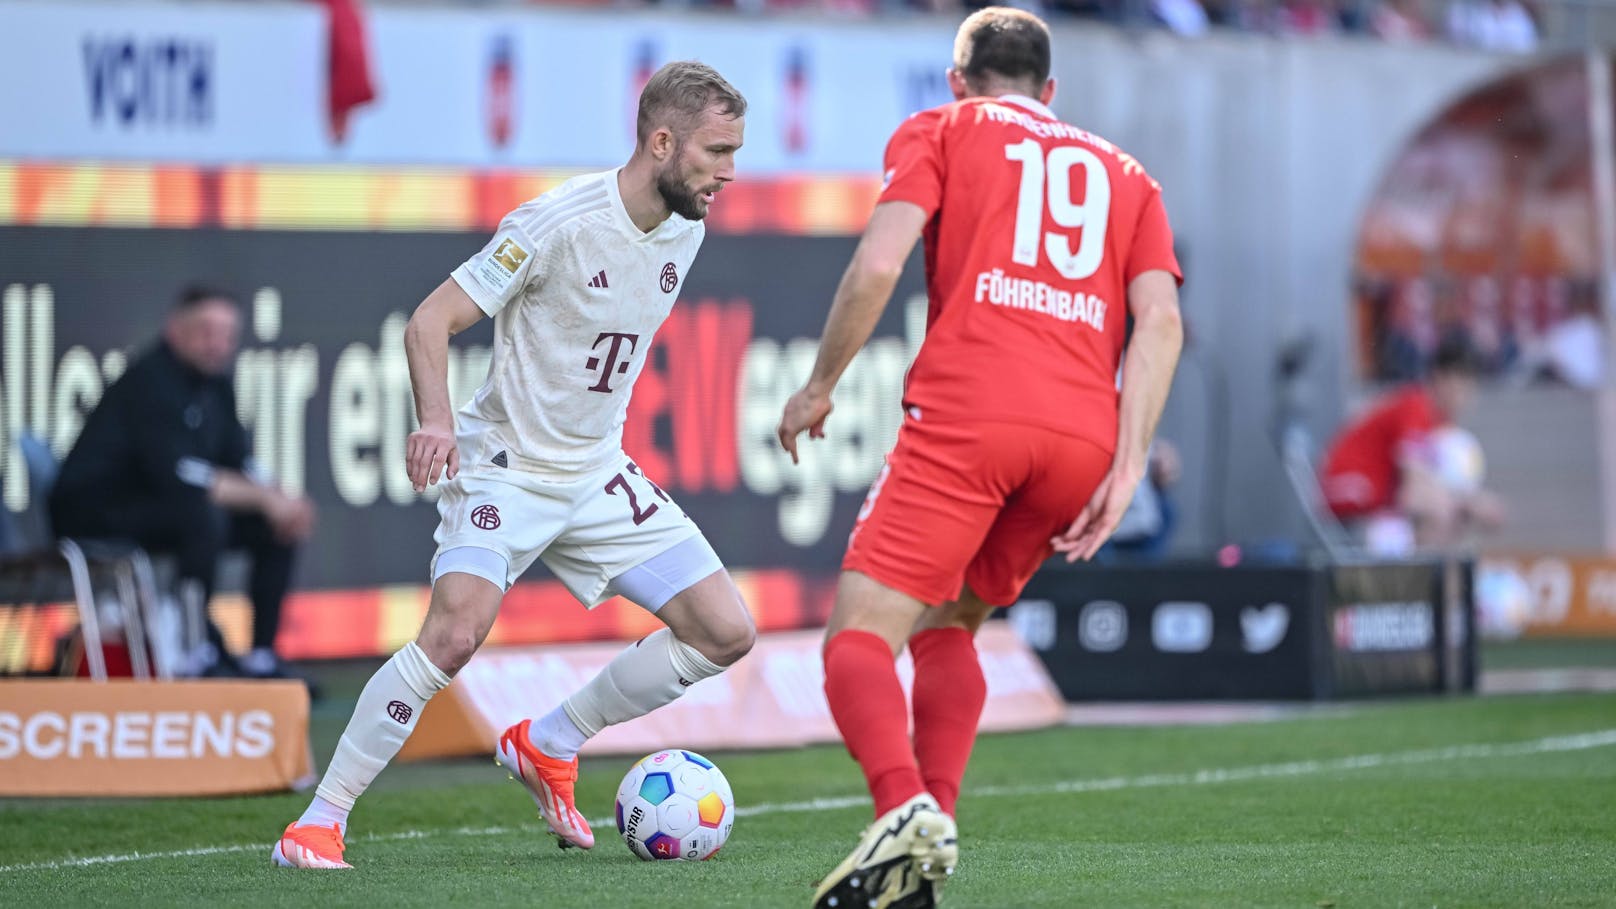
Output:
[474, 232, 531, 294]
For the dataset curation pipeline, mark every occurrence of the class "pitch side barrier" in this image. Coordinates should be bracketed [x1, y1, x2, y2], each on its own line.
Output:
[1477, 554, 1616, 638]
[398, 625, 1065, 760]
[1008, 558, 1476, 701]
[0, 679, 315, 796]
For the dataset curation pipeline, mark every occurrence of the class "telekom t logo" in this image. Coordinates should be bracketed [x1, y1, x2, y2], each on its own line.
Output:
[586, 331, 640, 393]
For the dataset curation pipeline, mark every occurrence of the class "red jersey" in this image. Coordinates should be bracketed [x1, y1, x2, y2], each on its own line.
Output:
[878, 95, 1181, 449]
[1320, 386, 1441, 517]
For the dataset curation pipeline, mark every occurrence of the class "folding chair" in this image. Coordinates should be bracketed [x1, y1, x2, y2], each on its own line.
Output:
[0, 525, 107, 678]
[1271, 335, 1363, 563]
[0, 434, 169, 680]
[1277, 423, 1361, 562]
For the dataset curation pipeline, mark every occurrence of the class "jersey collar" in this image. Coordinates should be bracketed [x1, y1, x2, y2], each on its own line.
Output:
[997, 93, 1056, 121]
[606, 165, 685, 242]
[605, 166, 650, 240]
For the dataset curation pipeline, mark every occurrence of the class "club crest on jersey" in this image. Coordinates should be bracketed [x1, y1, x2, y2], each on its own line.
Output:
[471, 504, 501, 530]
[660, 262, 678, 293]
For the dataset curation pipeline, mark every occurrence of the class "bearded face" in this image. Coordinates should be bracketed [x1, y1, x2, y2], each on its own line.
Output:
[649, 107, 743, 222]
[654, 141, 723, 221]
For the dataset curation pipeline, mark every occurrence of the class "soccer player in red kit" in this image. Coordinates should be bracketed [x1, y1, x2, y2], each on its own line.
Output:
[777, 8, 1183, 907]
[1320, 337, 1503, 552]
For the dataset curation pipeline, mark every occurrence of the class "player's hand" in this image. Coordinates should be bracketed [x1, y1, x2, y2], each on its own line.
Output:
[1051, 462, 1145, 562]
[1465, 489, 1507, 530]
[265, 493, 317, 544]
[407, 423, 460, 492]
[777, 387, 834, 466]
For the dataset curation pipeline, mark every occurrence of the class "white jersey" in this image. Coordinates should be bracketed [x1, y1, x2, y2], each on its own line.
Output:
[449, 168, 704, 477]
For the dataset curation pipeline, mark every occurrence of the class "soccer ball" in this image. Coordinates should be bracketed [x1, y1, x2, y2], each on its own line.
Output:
[615, 749, 735, 861]
[1428, 425, 1485, 493]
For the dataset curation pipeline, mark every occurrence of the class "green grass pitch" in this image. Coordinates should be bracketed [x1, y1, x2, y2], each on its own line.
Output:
[3, 690, 1614, 907]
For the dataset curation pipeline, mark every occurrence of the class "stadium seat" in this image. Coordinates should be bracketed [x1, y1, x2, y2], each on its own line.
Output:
[1272, 336, 1362, 561]
[0, 434, 167, 680]
[1277, 423, 1361, 561]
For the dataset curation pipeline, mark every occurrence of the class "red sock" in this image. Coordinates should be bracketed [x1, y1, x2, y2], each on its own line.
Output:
[909, 627, 986, 817]
[823, 629, 925, 817]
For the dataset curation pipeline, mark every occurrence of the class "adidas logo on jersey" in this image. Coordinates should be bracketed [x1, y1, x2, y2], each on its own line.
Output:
[587, 270, 609, 289]
[491, 450, 509, 468]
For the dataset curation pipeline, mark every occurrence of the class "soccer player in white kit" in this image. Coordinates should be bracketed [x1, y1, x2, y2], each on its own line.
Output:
[273, 62, 755, 869]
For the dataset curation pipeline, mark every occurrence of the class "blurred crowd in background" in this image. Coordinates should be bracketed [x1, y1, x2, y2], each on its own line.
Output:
[1360, 275, 1605, 387]
[492, 0, 1551, 52]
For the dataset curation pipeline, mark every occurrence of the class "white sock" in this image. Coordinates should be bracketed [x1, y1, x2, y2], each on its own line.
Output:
[296, 794, 351, 834]
[528, 707, 589, 761]
[558, 628, 726, 744]
[307, 642, 451, 828]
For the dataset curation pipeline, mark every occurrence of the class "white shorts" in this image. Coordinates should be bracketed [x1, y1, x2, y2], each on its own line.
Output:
[430, 452, 720, 609]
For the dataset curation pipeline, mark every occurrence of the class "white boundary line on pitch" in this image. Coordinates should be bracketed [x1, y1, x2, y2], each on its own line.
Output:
[4, 728, 1614, 875]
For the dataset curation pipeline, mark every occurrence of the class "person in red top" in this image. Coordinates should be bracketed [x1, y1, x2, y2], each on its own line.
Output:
[1322, 337, 1503, 552]
[777, 8, 1183, 907]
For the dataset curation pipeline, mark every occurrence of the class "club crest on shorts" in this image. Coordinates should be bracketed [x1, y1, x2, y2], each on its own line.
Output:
[386, 700, 413, 724]
[660, 262, 678, 293]
[471, 504, 501, 530]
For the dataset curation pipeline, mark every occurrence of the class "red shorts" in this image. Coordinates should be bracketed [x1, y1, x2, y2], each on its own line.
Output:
[1321, 470, 1390, 520]
[843, 416, 1112, 607]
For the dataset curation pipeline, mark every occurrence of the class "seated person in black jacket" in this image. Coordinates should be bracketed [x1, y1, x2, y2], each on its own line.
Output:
[49, 285, 316, 677]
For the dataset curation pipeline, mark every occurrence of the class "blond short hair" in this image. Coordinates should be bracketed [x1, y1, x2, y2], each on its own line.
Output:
[953, 7, 1052, 92]
[635, 61, 747, 147]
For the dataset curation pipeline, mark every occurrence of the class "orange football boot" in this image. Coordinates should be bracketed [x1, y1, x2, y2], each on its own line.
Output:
[495, 719, 595, 849]
[271, 822, 351, 869]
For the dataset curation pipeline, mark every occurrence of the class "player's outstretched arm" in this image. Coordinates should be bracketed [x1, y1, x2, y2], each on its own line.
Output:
[403, 278, 487, 492]
[777, 201, 928, 464]
[1053, 269, 1183, 561]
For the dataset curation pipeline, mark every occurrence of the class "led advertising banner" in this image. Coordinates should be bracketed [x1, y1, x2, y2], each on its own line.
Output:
[1, 226, 923, 650]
